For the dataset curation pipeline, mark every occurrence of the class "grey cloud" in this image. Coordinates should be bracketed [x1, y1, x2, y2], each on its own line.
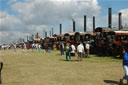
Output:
[11, 0, 100, 25]
[0, 31, 30, 44]
[0, 0, 101, 44]
[112, 8, 128, 28]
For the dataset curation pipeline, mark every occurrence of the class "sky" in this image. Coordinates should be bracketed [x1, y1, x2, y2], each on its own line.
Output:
[0, 0, 128, 44]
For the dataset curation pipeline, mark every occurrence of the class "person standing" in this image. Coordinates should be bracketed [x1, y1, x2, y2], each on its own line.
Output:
[77, 43, 84, 61]
[120, 44, 128, 85]
[86, 42, 90, 58]
[65, 43, 70, 61]
[26, 43, 30, 50]
[23, 43, 26, 52]
[83, 41, 87, 58]
[70, 43, 76, 60]
[60, 42, 64, 56]
[35, 43, 38, 51]
[0, 62, 3, 84]
[38, 44, 41, 52]
[32, 43, 35, 52]
[13, 44, 16, 52]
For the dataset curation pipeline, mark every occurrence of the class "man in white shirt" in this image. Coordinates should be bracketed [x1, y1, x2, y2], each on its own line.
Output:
[70, 43, 76, 60]
[86, 42, 90, 58]
[38, 44, 41, 52]
[23, 43, 26, 52]
[77, 43, 84, 61]
[35, 43, 38, 51]
[32, 43, 35, 52]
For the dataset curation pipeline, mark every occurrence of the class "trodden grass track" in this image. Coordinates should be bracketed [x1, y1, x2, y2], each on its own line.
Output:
[0, 49, 124, 85]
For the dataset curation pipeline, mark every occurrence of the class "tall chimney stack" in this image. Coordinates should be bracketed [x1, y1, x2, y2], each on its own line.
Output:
[84, 15, 86, 32]
[108, 8, 112, 28]
[50, 31, 51, 37]
[73, 20, 75, 32]
[32, 34, 34, 40]
[27, 36, 28, 41]
[45, 31, 47, 38]
[93, 16, 95, 32]
[119, 12, 122, 30]
[60, 24, 62, 34]
[52, 28, 53, 36]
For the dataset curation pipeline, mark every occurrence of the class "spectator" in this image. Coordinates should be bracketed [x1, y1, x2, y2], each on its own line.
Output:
[32, 43, 35, 52]
[38, 44, 41, 52]
[86, 41, 90, 58]
[60, 42, 64, 56]
[77, 43, 84, 61]
[26, 43, 30, 50]
[48, 43, 52, 52]
[65, 43, 70, 61]
[120, 44, 128, 85]
[13, 44, 16, 52]
[35, 43, 38, 51]
[23, 43, 26, 52]
[70, 43, 76, 60]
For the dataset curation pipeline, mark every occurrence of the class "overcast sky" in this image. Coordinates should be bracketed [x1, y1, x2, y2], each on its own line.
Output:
[0, 0, 128, 44]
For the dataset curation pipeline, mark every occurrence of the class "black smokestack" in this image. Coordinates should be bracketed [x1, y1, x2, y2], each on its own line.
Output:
[27, 36, 28, 41]
[119, 12, 122, 30]
[73, 20, 75, 32]
[23, 38, 24, 42]
[93, 16, 95, 32]
[108, 8, 112, 28]
[84, 15, 86, 32]
[60, 24, 62, 34]
[45, 31, 47, 38]
[50, 31, 51, 37]
[52, 28, 53, 36]
[32, 34, 34, 40]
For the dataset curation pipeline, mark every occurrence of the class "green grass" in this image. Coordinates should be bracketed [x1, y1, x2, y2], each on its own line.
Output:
[0, 49, 123, 85]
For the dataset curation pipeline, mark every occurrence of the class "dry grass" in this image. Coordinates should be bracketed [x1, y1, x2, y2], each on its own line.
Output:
[0, 49, 124, 85]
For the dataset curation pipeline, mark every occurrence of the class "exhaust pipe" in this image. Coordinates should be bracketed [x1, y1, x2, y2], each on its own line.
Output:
[50, 31, 51, 37]
[108, 8, 112, 28]
[93, 16, 95, 32]
[73, 20, 75, 32]
[45, 31, 47, 38]
[52, 28, 53, 36]
[119, 12, 122, 30]
[84, 15, 86, 32]
[60, 24, 62, 34]
[27, 36, 28, 42]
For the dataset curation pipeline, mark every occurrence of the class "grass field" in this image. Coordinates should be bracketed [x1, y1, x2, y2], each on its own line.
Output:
[0, 49, 124, 85]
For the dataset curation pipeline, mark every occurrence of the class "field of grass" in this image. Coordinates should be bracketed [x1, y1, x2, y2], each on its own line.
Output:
[0, 49, 124, 85]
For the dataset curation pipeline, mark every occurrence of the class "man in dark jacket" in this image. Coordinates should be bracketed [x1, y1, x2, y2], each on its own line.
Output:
[60, 42, 64, 56]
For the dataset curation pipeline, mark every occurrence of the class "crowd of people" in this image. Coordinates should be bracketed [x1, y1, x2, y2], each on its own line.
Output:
[59, 42, 90, 61]
[11, 41, 90, 61]
[12, 43, 42, 52]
